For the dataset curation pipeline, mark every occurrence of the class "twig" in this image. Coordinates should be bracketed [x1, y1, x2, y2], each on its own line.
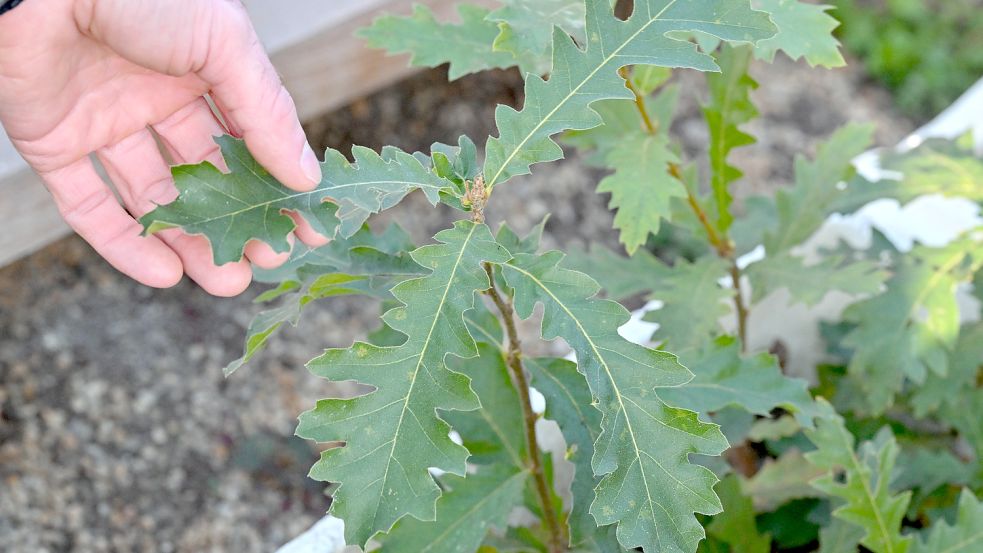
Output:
[728, 261, 749, 350]
[483, 263, 566, 553]
[623, 66, 749, 350]
[620, 68, 658, 134]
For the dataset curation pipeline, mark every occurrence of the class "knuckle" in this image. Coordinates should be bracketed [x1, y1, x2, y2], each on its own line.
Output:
[59, 187, 116, 224]
[134, 177, 177, 214]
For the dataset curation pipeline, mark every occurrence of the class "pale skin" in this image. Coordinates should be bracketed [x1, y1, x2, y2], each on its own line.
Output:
[0, 0, 330, 296]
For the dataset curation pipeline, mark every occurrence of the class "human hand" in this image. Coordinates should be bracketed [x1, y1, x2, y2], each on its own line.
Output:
[0, 0, 329, 296]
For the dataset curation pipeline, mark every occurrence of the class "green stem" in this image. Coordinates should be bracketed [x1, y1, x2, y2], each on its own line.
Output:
[624, 67, 749, 350]
[483, 263, 566, 553]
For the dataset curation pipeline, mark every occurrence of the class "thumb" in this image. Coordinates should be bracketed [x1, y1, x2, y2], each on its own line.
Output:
[76, 0, 321, 192]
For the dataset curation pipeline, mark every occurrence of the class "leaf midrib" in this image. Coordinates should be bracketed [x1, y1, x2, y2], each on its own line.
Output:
[889, 250, 967, 337]
[518, 266, 716, 506]
[486, 0, 681, 187]
[463, 316, 525, 467]
[937, 529, 983, 553]
[176, 175, 443, 228]
[372, 223, 479, 529]
[419, 469, 529, 553]
[526, 357, 600, 442]
[835, 423, 897, 553]
[507, 263, 666, 537]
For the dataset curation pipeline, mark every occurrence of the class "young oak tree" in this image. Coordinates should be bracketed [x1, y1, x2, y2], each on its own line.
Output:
[141, 1, 983, 551]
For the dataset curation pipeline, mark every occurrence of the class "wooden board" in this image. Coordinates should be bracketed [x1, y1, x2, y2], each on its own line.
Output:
[0, 0, 492, 267]
[0, 169, 70, 267]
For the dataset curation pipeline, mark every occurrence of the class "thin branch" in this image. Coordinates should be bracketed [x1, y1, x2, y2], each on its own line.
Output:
[677, 166, 732, 258]
[624, 67, 749, 350]
[620, 67, 658, 134]
[483, 263, 566, 553]
[728, 261, 749, 350]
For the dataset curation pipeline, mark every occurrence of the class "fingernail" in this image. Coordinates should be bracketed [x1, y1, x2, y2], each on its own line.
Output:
[300, 143, 322, 188]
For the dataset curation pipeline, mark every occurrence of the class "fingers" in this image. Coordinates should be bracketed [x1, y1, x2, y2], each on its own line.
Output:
[288, 211, 331, 248]
[77, 0, 321, 192]
[153, 99, 228, 172]
[159, 230, 252, 297]
[41, 157, 182, 288]
[155, 99, 329, 250]
[154, 100, 303, 268]
[97, 127, 252, 297]
[208, 58, 323, 192]
[246, 236, 294, 270]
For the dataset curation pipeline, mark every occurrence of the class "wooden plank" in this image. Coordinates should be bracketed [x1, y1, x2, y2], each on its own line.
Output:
[0, 169, 68, 267]
[0, 0, 494, 267]
[274, 0, 496, 120]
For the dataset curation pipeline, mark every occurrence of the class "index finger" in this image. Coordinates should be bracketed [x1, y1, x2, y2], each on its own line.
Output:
[76, 0, 322, 192]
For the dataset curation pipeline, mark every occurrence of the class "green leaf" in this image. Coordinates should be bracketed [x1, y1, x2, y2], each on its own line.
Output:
[842, 237, 983, 414]
[561, 101, 644, 166]
[367, 303, 408, 348]
[631, 65, 673, 95]
[598, 135, 685, 254]
[253, 223, 418, 284]
[805, 416, 913, 553]
[742, 449, 825, 511]
[893, 447, 973, 495]
[706, 475, 772, 553]
[972, 266, 983, 306]
[500, 250, 729, 553]
[225, 226, 425, 375]
[661, 336, 826, 427]
[376, 466, 529, 553]
[875, 137, 983, 205]
[642, 256, 732, 351]
[496, 217, 549, 257]
[756, 499, 823, 548]
[703, 44, 758, 233]
[747, 414, 800, 442]
[746, 253, 888, 306]
[432, 135, 482, 187]
[910, 322, 983, 416]
[358, 4, 518, 80]
[526, 357, 623, 551]
[225, 273, 371, 376]
[488, 0, 587, 74]
[764, 123, 875, 254]
[912, 489, 983, 553]
[730, 196, 779, 256]
[831, 139, 983, 213]
[483, 0, 776, 188]
[562, 84, 680, 166]
[294, 221, 510, 545]
[712, 406, 756, 446]
[446, 339, 527, 467]
[818, 518, 865, 553]
[941, 391, 983, 472]
[752, 0, 845, 68]
[141, 137, 447, 265]
[562, 244, 671, 301]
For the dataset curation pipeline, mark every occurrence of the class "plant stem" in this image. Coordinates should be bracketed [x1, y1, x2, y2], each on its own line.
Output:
[677, 166, 731, 258]
[483, 263, 566, 553]
[728, 261, 749, 350]
[623, 67, 750, 350]
[621, 68, 658, 134]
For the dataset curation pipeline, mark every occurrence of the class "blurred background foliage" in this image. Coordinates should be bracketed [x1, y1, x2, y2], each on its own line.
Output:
[832, 0, 983, 120]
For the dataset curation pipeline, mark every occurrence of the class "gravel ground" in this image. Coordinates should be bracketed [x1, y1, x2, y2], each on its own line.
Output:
[0, 54, 913, 552]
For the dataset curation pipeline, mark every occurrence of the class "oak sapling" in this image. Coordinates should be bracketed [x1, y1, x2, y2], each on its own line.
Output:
[142, 1, 983, 551]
